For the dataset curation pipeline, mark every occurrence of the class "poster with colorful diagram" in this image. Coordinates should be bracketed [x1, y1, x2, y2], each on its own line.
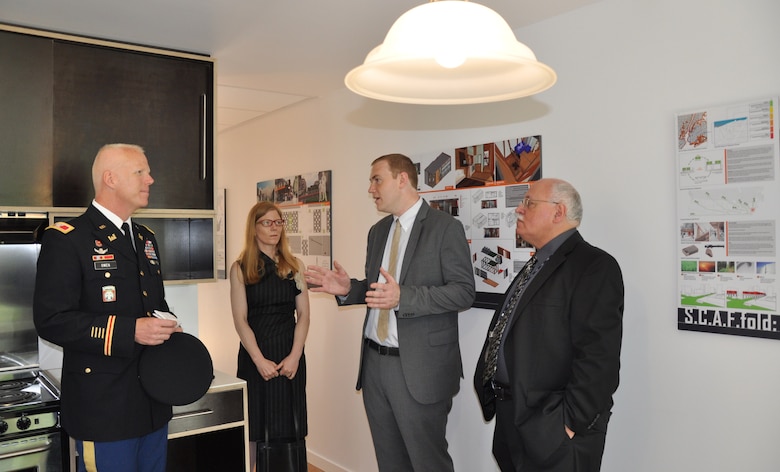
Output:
[676, 98, 780, 339]
[412, 136, 541, 309]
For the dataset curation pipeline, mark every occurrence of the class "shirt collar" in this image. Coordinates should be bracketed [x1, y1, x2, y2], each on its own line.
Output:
[396, 197, 422, 231]
[535, 228, 577, 262]
[92, 200, 130, 231]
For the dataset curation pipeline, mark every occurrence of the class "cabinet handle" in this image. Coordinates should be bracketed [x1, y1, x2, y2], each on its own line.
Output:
[201, 93, 208, 181]
[172, 408, 214, 420]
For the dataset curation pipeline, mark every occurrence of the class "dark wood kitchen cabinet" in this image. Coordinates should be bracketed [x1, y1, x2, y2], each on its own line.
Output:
[53, 41, 214, 210]
[1, 24, 217, 281]
[134, 217, 215, 281]
[0, 30, 54, 207]
[0, 24, 215, 211]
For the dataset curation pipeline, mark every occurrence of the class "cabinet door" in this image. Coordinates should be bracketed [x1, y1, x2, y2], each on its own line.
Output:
[53, 41, 214, 209]
[134, 217, 215, 281]
[0, 31, 54, 206]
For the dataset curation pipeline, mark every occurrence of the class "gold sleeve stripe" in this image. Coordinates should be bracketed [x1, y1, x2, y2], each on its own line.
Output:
[104, 315, 116, 356]
[90, 326, 107, 339]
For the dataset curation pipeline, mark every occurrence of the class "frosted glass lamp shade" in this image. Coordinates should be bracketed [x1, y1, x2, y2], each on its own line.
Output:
[345, 1, 557, 105]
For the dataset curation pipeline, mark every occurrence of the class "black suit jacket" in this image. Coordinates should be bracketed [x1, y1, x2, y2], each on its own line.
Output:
[474, 231, 623, 462]
[34, 205, 172, 441]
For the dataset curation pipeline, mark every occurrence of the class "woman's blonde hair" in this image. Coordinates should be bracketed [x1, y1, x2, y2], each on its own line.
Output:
[237, 201, 299, 285]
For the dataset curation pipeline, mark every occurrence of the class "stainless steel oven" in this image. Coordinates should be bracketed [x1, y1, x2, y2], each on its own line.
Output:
[0, 212, 64, 471]
[0, 429, 62, 472]
[0, 369, 63, 471]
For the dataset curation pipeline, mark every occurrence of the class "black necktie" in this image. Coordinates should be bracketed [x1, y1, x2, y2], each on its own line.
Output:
[482, 255, 537, 385]
[121, 222, 135, 253]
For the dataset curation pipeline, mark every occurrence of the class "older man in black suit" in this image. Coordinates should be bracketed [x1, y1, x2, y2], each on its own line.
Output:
[475, 178, 624, 472]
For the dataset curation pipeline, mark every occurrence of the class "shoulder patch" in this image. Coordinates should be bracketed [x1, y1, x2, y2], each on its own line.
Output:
[138, 224, 155, 235]
[48, 222, 75, 234]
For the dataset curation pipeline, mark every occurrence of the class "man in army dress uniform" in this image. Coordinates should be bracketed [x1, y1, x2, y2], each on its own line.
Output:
[34, 143, 181, 472]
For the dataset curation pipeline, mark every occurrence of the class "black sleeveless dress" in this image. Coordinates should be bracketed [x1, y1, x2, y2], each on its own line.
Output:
[236, 254, 307, 442]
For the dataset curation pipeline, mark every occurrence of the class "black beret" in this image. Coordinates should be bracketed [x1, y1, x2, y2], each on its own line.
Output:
[139, 332, 214, 405]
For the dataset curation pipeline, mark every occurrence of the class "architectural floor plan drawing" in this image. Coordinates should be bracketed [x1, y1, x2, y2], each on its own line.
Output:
[413, 137, 541, 305]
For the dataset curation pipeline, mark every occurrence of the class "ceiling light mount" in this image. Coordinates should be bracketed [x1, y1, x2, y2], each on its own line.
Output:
[345, 0, 557, 105]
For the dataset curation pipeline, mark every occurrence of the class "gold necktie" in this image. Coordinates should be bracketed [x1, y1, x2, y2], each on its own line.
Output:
[377, 219, 401, 341]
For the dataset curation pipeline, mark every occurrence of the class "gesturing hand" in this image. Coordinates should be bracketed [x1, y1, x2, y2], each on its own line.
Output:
[304, 260, 351, 296]
[366, 267, 400, 310]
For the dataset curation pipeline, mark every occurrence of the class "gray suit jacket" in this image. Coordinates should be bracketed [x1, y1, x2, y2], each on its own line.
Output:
[340, 200, 475, 404]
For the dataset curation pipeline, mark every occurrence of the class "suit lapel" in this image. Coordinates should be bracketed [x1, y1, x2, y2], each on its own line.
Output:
[399, 201, 428, 283]
[368, 215, 394, 282]
[506, 231, 583, 330]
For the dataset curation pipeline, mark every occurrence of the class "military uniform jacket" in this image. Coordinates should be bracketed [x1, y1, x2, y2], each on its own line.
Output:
[33, 205, 172, 442]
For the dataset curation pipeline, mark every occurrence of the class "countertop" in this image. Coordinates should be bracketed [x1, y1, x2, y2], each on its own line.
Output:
[43, 367, 245, 395]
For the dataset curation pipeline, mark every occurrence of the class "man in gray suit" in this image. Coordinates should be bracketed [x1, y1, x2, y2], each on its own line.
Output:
[305, 153, 475, 471]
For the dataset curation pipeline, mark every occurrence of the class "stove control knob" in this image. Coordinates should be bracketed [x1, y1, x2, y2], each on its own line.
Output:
[0, 420, 7, 434]
[17, 415, 31, 431]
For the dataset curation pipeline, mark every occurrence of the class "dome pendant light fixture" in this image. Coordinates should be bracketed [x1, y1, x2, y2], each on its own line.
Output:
[344, 0, 557, 105]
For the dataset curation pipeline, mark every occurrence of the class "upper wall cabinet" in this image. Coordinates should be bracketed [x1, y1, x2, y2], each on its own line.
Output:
[0, 30, 54, 207]
[0, 26, 215, 210]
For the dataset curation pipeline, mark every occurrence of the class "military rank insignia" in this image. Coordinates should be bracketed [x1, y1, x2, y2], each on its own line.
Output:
[49, 222, 75, 234]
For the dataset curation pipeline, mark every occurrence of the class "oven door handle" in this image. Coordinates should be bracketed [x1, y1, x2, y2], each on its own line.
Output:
[0, 444, 52, 460]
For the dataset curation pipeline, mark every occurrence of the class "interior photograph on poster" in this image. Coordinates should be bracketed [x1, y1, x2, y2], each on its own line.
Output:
[412, 136, 542, 309]
[676, 97, 780, 340]
[257, 170, 332, 272]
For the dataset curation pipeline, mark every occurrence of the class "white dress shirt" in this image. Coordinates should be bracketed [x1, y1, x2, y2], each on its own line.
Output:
[365, 197, 422, 347]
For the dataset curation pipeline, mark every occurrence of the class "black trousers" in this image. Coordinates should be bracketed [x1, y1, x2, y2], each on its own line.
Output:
[492, 398, 607, 472]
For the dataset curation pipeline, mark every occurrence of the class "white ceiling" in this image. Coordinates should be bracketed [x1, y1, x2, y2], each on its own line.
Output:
[0, 0, 598, 133]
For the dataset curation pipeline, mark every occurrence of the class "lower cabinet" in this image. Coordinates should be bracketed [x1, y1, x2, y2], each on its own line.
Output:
[168, 371, 249, 472]
[167, 427, 246, 471]
[66, 371, 248, 471]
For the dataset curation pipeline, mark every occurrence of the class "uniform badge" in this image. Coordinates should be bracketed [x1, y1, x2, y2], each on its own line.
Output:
[108, 233, 118, 242]
[144, 240, 158, 260]
[102, 285, 117, 303]
[95, 240, 103, 247]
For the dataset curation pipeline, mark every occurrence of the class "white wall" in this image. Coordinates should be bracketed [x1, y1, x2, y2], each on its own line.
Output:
[198, 0, 780, 470]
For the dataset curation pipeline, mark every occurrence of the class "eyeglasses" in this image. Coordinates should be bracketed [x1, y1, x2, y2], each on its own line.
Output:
[256, 219, 285, 227]
[520, 196, 560, 209]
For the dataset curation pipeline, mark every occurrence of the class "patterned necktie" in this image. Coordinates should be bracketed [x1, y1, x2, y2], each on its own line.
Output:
[482, 255, 537, 385]
[121, 222, 135, 253]
[377, 219, 401, 342]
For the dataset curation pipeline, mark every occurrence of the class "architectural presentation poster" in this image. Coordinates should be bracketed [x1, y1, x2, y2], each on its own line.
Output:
[411, 137, 542, 309]
[257, 170, 332, 272]
[676, 98, 780, 340]
[216, 188, 227, 279]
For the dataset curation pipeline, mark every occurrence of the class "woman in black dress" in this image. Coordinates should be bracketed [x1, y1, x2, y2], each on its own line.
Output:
[230, 201, 310, 472]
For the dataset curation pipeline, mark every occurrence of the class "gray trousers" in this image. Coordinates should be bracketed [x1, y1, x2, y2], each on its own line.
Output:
[361, 347, 454, 472]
